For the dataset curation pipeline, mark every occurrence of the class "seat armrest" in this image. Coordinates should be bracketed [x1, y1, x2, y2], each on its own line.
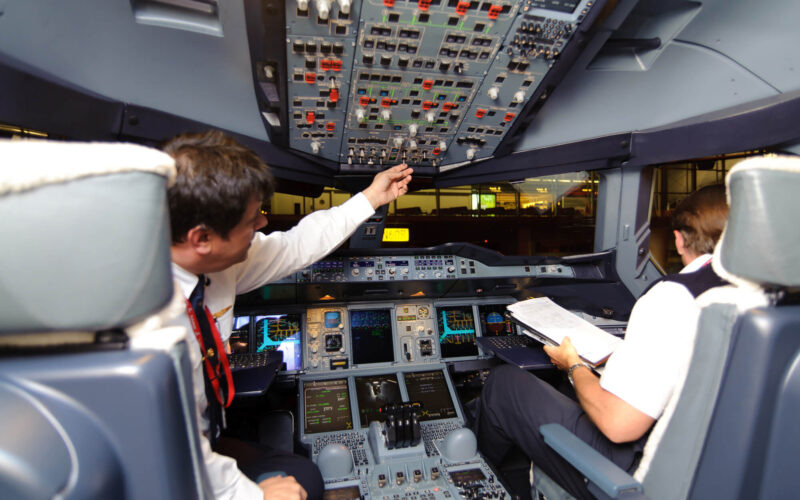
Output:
[540, 423, 647, 499]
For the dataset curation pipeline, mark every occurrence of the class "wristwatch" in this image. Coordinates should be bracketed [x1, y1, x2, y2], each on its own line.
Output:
[568, 362, 592, 385]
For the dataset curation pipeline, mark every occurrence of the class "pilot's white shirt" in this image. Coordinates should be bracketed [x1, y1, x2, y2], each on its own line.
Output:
[173, 192, 375, 500]
[600, 253, 713, 420]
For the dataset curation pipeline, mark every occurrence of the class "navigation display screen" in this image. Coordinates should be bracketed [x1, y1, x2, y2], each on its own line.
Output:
[350, 309, 394, 365]
[230, 315, 251, 354]
[403, 370, 457, 422]
[436, 306, 478, 358]
[354, 374, 402, 425]
[255, 313, 302, 371]
[304, 378, 353, 434]
[478, 304, 516, 336]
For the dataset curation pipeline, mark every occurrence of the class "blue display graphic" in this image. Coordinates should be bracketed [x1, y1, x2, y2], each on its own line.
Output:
[436, 306, 478, 358]
[324, 311, 342, 328]
[255, 313, 302, 371]
[478, 304, 515, 336]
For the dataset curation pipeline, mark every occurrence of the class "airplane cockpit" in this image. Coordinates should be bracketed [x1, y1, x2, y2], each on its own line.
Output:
[2, 0, 800, 499]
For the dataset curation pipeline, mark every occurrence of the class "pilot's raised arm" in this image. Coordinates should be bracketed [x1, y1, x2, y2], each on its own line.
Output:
[163, 130, 412, 500]
[474, 184, 729, 500]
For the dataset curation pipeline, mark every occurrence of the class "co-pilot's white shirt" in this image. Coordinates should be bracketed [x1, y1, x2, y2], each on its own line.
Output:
[173, 193, 374, 500]
[600, 254, 712, 419]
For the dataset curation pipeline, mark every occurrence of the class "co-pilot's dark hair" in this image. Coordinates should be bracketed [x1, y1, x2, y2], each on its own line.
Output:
[163, 130, 275, 244]
[671, 183, 729, 255]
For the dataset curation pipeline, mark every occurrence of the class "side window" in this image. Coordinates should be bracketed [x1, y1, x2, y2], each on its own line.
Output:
[649, 154, 759, 273]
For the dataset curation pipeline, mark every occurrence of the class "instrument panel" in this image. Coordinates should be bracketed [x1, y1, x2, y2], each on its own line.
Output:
[233, 298, 519, 374]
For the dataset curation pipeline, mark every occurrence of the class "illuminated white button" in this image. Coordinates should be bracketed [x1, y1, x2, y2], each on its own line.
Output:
[513, 90, 525, 103]
[338, 0, 351, 14]
[381, 109, 392, 120]
[355, 108, 366, 123]
[488, 87, 499, 100]
[466, 148, 477, 160]
[310, 141, 321, 154]
[438, 141, 447, 152]
[315, 0, 330, 19]
[425, 111, 435, 123]
[352, 268, 360, 276]
[409, 124, 418, 136]
[297, 0, 309, 11]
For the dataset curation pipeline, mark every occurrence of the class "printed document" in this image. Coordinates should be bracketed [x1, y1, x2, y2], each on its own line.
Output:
[507, 297, 622, 366]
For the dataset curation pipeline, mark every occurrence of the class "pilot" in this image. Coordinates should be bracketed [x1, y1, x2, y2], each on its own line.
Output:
[164, 130, 413, 500]
[474, 184, 728, 499]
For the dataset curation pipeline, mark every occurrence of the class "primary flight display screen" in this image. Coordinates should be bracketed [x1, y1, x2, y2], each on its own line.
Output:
[303, 378, 353, 434]
[403, 370, 457, 422]
[354, 374, 402, 426]
[350, 309, 394, 365]
[436, 306, 479, 358]
[230, 315, 251, 354]
[478, 304, 516, 337]
[255, 313, 302, 371]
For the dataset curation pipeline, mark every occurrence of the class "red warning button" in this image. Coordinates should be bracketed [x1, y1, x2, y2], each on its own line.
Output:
[488, 4, 502, 19]
[456, 1, 470, 15]
[306, 111, 316, 124]
[475, 108, 487, 118]
[325, 122, 336, 131]
[504, 112, 515, 122]
[422, 79, 434, 90]
[305, 72, 316, 84]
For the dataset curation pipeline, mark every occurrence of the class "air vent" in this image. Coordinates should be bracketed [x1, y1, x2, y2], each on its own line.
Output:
[132, 0, 223, 36]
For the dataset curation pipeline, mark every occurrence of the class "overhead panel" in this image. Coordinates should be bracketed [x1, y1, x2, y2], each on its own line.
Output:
[282, 0, 601, 169]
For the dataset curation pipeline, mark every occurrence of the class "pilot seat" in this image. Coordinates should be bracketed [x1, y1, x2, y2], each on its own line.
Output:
[532, 155, 800, 499]
[0, 140, 208, 499]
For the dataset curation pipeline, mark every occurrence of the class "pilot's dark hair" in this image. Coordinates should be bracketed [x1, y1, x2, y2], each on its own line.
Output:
[163, 130, 275, 243]
[671, 183, 728, 256]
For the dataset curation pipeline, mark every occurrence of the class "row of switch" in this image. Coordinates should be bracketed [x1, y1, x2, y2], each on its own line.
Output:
[292, 40, 345, 55]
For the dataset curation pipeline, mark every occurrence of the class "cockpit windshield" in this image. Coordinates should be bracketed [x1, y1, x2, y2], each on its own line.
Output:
[268, 171, 598, 256]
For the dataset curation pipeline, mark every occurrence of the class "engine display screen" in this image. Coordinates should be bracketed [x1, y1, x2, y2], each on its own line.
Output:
[350, 309, 394, 365]
[304, 378, 353, 434]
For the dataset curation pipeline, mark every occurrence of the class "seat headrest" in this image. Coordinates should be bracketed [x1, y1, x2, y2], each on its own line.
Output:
[713, 155, 800, 288]
[0, 140, 177, 334]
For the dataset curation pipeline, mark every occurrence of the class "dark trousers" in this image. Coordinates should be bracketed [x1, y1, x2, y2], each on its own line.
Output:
[215, 437, 324, 500]
[475, 365, 645, 500]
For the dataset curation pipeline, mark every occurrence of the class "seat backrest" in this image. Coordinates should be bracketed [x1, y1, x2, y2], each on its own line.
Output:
[634, 155, 800, 500]
[0, 140, 206, 500]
